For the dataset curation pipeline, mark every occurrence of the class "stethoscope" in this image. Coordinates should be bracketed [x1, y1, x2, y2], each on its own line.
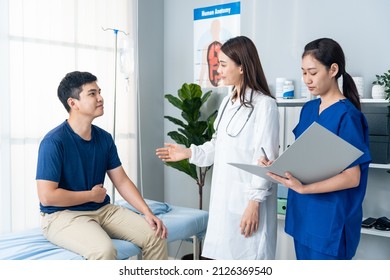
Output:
[215, 90, 254, 137]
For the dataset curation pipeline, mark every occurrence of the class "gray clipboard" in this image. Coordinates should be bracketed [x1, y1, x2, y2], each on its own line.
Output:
[229, 122, 364, 184]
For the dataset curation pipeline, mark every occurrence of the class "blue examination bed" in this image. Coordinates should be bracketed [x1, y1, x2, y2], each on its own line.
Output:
[0, 199, 208, 260]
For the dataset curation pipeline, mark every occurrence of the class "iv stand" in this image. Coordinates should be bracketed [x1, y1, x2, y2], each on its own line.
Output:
[102, 27, 128, 203]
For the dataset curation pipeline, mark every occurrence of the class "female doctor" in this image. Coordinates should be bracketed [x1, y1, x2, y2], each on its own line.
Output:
[156, 36, 279, 260]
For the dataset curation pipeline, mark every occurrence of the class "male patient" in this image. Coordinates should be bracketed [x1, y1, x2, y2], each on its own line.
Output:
[36, 71, 167, 260]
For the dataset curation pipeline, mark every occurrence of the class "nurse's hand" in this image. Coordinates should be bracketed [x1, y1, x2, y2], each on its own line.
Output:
[267, 171, 305, 193]
[240, 200, 259, 238]
[156, 143, 191, 162]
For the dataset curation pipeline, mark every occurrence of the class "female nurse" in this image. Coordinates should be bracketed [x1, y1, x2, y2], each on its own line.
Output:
[156, 36, 279, 259]
[266, 38, 371, 260]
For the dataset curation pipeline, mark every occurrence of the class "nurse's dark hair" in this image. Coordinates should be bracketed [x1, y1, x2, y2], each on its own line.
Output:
[221, 36, 273, 107]
[57, 71, 97, 112]
[302, 38, 361, 110]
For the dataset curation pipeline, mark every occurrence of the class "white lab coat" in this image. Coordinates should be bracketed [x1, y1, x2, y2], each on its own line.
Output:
[190, 89, 279, 260]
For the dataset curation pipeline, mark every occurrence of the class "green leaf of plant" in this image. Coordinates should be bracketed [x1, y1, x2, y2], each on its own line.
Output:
[186, 121, 208, 135]
[201, 90, 212, 105]
[374, 70, 390, 92]
[188, 83, 203, 98]
[178, 83, 191, 100]
[165, 160, 198, 180]
[205, 109, 218, 138]
[167, 131, 189, 147]
[164, 94, 183, 110]
[182, 98, 202, 123]
[164, 116, 186, 128]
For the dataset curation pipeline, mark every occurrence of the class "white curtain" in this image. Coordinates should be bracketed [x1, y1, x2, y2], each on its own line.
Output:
[0, 0, 139, 234]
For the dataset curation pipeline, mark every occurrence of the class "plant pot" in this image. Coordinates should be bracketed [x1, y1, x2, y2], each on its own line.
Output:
[372, 84, 386, 99]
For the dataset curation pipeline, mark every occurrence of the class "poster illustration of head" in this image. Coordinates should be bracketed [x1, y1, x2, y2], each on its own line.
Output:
[194, 2, 240, 89]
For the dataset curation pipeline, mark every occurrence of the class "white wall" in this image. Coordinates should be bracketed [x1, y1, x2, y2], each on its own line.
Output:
[241, 0, 390, 97]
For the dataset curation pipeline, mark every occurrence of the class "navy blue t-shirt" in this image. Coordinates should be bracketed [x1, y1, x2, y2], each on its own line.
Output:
[36, 120, 121, 213]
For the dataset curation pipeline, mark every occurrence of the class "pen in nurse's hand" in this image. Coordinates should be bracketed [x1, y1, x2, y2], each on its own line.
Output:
[261, 147, 269, 161]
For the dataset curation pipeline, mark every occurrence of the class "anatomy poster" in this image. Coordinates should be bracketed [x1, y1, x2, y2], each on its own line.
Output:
[194, 2, 240, 89]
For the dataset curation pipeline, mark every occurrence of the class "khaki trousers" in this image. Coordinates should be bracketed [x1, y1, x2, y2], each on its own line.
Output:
[41, 204, 167, 260]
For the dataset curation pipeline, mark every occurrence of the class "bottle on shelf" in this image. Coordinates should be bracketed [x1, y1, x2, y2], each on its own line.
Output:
[275, 77, 286, 98]
[282, 80, 294, 99]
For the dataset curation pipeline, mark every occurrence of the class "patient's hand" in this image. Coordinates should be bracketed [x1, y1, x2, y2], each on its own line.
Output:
[90, 184, 107, 203]
[144, 214, 168, 239]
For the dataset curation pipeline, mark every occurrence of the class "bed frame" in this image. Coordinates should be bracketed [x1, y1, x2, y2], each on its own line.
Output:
[0, 199, 208, 260]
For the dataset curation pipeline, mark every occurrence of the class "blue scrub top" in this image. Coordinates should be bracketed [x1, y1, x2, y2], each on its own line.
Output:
[285, 98, 371, 258]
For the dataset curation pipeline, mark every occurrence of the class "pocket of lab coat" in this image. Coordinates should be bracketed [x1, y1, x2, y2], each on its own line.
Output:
[228, 181, 249, 215]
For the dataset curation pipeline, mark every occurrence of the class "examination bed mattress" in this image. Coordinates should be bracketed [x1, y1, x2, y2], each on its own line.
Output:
[0, 199, 208, 260]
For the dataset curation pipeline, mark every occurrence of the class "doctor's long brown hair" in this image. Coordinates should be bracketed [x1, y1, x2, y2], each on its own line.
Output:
[220, 36, 274, 107]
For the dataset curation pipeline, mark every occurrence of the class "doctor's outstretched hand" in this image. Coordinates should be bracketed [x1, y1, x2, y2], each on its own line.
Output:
[156, 143, 191, 162]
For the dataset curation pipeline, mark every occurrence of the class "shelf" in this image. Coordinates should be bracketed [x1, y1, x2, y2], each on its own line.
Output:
[369, 163, 390, 169]
[276, 98, 307, 107]
[360, 98, 388, 104]
[279, 215, 390, 238]
[276, 98, 389, 107]
[361, 227, 390, 238]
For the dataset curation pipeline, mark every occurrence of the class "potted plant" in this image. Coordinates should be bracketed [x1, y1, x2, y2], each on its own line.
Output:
[164, 83, 218, 210]
[372, 69, 390, 100]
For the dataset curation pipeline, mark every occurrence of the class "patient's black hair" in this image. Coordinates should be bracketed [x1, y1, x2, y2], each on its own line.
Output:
[57, 71, 97, 112]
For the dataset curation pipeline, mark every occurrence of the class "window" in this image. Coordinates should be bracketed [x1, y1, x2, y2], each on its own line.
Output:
[0, 0, 138, 233]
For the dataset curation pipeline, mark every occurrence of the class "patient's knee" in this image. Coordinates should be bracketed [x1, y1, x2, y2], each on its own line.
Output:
[142, 233, 168, 260]
[85, 241, 117, 260]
